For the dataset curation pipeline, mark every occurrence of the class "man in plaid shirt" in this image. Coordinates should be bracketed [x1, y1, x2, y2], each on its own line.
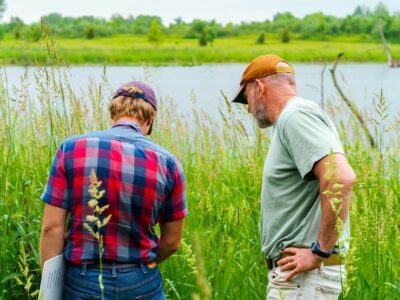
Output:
[40, 81, 188, 299]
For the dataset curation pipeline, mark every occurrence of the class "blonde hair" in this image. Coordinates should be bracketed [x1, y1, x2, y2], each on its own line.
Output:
[109, 86, 155, 124]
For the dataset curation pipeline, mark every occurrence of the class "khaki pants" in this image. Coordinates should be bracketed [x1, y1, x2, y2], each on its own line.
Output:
[267, 264, 345, 300]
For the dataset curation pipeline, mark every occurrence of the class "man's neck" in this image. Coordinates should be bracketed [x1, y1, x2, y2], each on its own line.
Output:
[269, 92, 297, 124]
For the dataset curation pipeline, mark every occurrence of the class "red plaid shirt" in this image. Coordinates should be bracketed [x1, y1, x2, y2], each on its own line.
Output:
[41, 121, 188, 264]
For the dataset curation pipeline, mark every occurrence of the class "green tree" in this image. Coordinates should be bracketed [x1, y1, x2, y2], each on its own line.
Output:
[147, 19, 163, 45]
[353, 5, 371, 16]
[133, 15, 162, 34]
[43, 13, 62, 25]
[225, 22, 236, 36]
[168, 18, 190, 36]
[199, 26, 215, 46]
[110, 14, 125, 30]
[301, 12, 328, 38]
[187, 20, 215, 46]
[374, 2, 390, 18]
[387, 14, 400, 41]
[9, 17, 24, 39]
[341, 15, 374, 35]
[187, 19, 206, 38]
[23, 23, 42, 42]
[272, 12, 298, 33]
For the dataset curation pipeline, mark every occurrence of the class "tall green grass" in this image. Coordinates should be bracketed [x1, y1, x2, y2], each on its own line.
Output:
[0, 55, 399, 299]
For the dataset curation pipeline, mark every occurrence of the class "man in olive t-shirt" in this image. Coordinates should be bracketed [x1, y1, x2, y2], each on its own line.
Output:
[232, 54, 356, 300]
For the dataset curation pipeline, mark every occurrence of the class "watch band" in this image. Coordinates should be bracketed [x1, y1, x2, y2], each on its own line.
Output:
[311, 240, 332, 258]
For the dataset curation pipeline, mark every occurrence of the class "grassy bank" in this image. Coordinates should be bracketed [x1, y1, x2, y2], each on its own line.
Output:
[0, 61, 399, 299]
[1, 34, 399, 65]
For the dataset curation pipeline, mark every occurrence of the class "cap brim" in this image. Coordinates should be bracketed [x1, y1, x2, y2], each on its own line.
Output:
[232, 84, 247, 104]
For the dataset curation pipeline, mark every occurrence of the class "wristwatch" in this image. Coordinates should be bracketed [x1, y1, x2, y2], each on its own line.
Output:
[311, 240, 332, 258]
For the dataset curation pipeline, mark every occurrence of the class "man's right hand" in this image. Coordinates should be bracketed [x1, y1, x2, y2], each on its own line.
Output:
[277, 247, 324, 281]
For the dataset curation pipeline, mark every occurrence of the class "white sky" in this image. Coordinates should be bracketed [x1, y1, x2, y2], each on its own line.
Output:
[3, 0, 400, 25]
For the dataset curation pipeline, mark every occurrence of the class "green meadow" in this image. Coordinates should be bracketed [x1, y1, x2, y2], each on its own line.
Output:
[0, 34, 399, 65]
[0, 46, 399, 299]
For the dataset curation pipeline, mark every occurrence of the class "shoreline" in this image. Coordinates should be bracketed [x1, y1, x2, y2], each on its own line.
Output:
[1, 61, 397, 67]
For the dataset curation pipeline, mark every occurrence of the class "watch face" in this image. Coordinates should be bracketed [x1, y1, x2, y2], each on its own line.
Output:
[311, 240, 318, 252]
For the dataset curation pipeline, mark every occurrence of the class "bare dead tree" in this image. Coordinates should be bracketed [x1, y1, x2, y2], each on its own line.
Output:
[329, 53, 376, 148]
[378, 23, 399, 67]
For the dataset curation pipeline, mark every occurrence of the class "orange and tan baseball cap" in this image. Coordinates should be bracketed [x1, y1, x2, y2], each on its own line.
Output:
[232, 54, 295, 104]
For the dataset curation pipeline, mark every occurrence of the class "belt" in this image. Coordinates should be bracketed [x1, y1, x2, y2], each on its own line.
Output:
[69, 261, 157, 270]
[267, 253, 343, 270]
[87, 263, 139, 270]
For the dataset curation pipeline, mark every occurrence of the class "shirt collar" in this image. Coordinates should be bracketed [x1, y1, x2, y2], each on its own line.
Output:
[111, 121, 143, 135]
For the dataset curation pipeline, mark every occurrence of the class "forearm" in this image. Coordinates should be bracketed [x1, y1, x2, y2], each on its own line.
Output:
[317, 180, 353, 252]
[156, 219, 183, 264]
[40, 227, 65, 270]
[155, 239, 179, 264]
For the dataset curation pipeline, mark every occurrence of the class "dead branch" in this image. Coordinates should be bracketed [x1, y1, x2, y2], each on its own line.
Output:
[378, 23, 399, 67]
[329, 53, 376, 148]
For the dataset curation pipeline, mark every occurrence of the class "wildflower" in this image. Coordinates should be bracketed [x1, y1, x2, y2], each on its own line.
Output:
[102, 214, 112, 227]
[96, 204, 110, 214]
[86, 215, 98, 222]
[15, 242, 39, 297]
[88, 199, 98, 208]
[96, 220, 102, 229]
[83, 169, 112, 300]
[83, 223, 97, 238]
[94, 190, 106, 200]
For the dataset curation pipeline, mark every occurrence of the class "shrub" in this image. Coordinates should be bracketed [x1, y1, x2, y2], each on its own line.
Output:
[256, 32, 265, 44]
[86, 26, 95, 39]
[281, 27, 290, 43]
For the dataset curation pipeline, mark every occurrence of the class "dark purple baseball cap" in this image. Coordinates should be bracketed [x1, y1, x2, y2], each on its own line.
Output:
[113, 81, 157, 111]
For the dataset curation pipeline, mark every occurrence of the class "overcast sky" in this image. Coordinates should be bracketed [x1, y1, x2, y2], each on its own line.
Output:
[3, 0, 400, 24]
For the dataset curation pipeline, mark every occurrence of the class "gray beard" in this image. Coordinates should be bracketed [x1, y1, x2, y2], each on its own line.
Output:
[253, 101, 271, 128]
[256, 117, 271, 128]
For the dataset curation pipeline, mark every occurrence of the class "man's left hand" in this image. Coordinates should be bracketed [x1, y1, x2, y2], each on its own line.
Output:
[277, 247, 324, 281]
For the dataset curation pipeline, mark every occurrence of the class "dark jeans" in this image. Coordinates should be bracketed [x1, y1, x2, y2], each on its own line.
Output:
[64, 263, 165, 300]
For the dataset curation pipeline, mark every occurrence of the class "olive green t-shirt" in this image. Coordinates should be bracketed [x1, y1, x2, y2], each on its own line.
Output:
[261, 97, 350, 260]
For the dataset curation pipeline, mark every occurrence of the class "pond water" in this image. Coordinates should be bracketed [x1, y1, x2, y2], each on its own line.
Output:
[4, 63, 399, 121]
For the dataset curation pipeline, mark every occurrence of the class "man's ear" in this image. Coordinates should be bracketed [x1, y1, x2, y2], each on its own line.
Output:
[254, 79, 266, 97]
[148, 111, 157, 126]
[146, 111, 157, 135]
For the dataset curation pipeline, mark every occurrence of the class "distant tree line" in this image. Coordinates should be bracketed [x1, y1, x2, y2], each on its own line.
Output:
[1, 3, 399, 45]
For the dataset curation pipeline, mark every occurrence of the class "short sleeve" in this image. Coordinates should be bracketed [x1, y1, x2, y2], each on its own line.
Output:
[159, 159, 188, 222]
[282, 111, 344, 180]
[40, 144, 69, 209]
